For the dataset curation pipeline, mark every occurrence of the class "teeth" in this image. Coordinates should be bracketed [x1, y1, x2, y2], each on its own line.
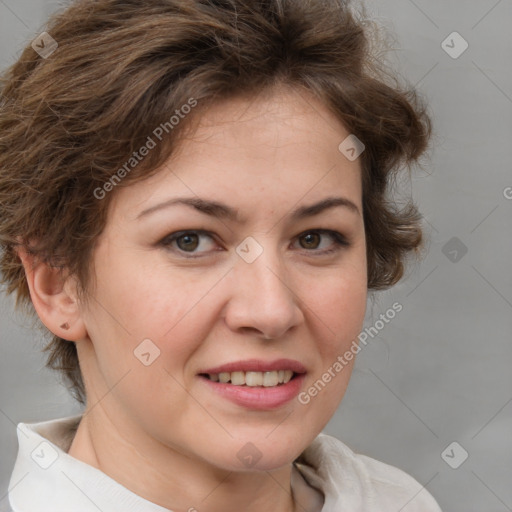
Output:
[219, 372, 230, 383]
[263, 372, 278, 387]
[206, 370, 294, 386]
[231, 371, 245, 386]
[246, 372, 262, 386]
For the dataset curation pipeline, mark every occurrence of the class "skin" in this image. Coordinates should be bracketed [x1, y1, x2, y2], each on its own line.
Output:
[19, 85, 368, 512]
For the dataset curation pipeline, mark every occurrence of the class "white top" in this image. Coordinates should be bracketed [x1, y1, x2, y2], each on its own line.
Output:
[8, 415, 442, 511]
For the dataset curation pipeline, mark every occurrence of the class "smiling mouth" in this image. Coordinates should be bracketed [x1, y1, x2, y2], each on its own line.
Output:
[198, 370, 297, 387]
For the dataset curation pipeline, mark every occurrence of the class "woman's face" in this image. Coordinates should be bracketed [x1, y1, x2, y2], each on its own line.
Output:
[77, 87, 367, 471]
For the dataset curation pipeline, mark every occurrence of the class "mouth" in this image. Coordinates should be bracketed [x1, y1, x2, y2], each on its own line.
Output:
[197, 370, 307, 410]
[198, 370, 298, 387]
[196, 357, 307, 386]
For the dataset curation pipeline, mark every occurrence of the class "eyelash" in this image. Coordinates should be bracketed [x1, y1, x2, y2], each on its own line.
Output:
[159, 229, 350, 259]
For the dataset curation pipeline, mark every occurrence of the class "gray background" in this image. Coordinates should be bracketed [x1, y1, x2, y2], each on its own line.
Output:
[1, 1, 511, 511]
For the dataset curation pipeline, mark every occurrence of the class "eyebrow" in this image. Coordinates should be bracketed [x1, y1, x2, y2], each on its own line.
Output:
[136, 195, 360, 222]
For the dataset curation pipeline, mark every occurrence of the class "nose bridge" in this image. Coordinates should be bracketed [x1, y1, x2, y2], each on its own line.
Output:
[229, 234, 302, 337]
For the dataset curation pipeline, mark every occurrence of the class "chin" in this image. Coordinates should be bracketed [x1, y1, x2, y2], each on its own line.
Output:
[208, 434, 308, 473]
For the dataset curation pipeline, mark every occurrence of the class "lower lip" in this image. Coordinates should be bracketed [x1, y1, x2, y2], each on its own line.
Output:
[198, 373, 306, 410]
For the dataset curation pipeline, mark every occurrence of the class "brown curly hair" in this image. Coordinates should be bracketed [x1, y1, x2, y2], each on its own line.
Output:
[0, 0, 432, 405]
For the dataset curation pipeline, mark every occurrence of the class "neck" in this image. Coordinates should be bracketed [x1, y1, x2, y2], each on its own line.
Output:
[68, 407, 306, 512]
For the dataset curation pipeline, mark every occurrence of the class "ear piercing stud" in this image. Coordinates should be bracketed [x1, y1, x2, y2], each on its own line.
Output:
[60, 322, 70, 330]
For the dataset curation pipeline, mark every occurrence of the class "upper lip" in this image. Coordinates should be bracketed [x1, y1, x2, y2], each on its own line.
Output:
[198, 358, 307, 375]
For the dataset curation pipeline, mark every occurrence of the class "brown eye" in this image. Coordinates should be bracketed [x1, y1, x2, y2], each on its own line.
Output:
[176, 233, 200, 252]
[294, 230, 350, 255]
[160, 230, 218, 257]
[160, 229, 350, 259]
[299, 232, 321, 249]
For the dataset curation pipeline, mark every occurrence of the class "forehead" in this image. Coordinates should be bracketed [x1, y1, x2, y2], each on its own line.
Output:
[188, 86, 349, 149]
[111, 87, 363, 223]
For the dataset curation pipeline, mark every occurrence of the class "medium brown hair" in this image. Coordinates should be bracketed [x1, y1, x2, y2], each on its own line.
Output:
[0, 0, 432, 405]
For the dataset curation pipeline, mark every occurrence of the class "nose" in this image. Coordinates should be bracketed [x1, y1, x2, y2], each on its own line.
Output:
[223, 240, 304, 339]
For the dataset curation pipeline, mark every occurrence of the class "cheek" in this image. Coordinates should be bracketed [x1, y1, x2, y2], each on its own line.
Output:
[315, 286, 366, 360]
[301, 259, 367, 348]
[94, 248, 202, 336]
[298, 272, 366, 424]
[82, 272, 203, 425]
[82, 252, 207, 396]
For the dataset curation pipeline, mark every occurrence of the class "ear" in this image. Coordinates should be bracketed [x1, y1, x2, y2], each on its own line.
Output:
[16, 246, 88, 343]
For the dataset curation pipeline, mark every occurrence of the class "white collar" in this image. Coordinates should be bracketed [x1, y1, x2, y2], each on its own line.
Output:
[8, 415, 324, 512]
[8, 415, 442, 511]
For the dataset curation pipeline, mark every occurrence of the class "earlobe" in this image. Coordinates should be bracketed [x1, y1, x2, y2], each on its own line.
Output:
[16, 246, 88, 342]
